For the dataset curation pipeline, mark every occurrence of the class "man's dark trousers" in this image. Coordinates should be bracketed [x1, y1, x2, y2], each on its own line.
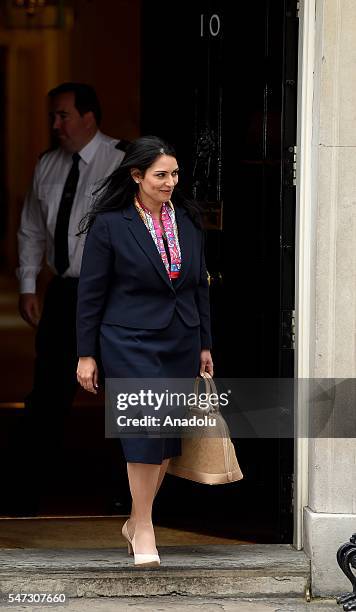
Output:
[22, 277, 79, 500]
[19, 276, 127, 509]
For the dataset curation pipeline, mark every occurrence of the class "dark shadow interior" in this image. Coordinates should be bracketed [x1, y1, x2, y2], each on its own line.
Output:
[0, 0, 298, 544]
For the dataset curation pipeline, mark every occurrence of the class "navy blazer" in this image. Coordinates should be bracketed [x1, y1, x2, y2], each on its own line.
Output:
[76, 202, 212, 357]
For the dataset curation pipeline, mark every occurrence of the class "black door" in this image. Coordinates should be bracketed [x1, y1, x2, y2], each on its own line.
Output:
[141, 0, 298, 543]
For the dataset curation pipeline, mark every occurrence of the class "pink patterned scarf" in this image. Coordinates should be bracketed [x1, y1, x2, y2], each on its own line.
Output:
[134, 196, 181, 279]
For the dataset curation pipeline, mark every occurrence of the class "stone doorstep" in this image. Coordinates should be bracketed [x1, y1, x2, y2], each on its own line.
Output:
[0, 545, 311, 599]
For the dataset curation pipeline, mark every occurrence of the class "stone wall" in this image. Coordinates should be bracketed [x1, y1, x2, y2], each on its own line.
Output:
[303, 0, 356, 597]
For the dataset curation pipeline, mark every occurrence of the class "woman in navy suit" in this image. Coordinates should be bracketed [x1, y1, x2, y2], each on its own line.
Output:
[76, 136, 213, 567]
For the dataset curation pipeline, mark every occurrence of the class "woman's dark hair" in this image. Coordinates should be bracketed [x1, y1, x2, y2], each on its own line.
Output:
[78, 135, 202, 234]
[48, 82, 102, 125]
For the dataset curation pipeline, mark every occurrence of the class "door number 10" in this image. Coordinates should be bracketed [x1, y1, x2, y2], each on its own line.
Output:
[200, 13, 221, 38]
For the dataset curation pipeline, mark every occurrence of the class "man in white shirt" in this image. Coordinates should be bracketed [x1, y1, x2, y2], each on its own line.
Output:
[16, 82, 127, 514]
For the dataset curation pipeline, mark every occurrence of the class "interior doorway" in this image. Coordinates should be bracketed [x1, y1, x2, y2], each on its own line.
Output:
[141, 0, 299, 543]
[0, 0, 299, 547]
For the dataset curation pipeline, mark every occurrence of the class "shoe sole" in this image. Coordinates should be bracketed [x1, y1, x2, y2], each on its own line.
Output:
[134, 560, 160, 568]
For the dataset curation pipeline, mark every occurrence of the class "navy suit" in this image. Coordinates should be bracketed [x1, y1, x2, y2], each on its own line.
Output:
[76, 202, 212, 464]
[77, 203, 211, 357]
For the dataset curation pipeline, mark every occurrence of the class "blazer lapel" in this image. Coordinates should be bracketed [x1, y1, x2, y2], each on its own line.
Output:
[173, 205, 193, 290]
[124, 204, 173, 289]
[123, 203, 193, 291]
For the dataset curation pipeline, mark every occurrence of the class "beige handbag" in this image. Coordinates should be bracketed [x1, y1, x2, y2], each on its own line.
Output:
[167, 373, 243, 485]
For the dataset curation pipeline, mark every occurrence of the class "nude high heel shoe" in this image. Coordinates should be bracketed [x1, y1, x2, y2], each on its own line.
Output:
[132, 534, 160, 567]
[121, 520, 134, 556]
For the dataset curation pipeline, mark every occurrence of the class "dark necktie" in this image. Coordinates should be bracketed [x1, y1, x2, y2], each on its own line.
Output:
[54, 152, 81, 275]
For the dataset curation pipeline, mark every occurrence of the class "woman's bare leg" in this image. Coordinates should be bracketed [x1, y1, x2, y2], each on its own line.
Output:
[155, 458, 170, 495]
[126, 462, 162, 553]
[126, 459, 170, 542]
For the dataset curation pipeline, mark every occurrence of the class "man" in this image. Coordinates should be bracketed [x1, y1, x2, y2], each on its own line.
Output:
[16, 82, 128, 514]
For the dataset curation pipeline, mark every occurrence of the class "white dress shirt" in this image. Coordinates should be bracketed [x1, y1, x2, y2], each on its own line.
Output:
[17, 131, 125, 293]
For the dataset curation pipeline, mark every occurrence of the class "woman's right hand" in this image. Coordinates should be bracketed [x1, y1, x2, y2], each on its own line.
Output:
[77, 357, 99, 394]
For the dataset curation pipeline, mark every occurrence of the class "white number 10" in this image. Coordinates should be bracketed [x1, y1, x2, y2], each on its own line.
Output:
[200, 13, 221, 38]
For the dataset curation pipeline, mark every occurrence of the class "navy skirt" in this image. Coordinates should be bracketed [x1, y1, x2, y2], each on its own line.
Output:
[100, 311, 201, 464]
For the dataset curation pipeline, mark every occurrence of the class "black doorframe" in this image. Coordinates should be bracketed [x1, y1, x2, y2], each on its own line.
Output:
[279, 0, 299, 378]
[140, 0, 299, 543]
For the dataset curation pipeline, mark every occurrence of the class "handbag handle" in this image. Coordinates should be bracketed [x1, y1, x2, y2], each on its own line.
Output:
[193, 374, 210, 398]
[193, 373, 219, 414]
[201, 372, 232, 439]
[201, 371, 219, 396]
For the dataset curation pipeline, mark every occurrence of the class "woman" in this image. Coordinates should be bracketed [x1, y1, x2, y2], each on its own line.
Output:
[76, 135, 213, 567]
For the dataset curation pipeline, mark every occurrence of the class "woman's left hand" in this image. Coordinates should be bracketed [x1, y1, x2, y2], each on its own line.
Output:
[200, 349, 214, 377]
